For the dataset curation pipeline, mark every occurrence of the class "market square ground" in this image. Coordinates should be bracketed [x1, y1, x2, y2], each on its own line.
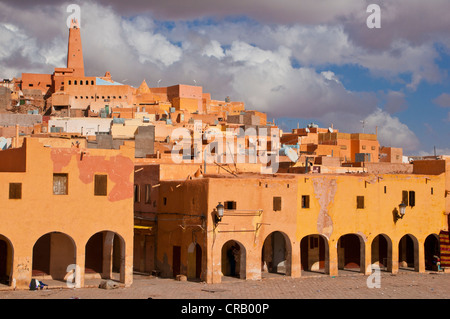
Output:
[1, 270, 450, 299]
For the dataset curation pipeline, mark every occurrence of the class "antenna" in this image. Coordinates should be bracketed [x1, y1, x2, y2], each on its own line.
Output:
[157, 79, 162, 87]
[360, 120, 365, 133]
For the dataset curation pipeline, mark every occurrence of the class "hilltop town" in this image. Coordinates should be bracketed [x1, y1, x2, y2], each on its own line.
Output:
[0, 19, 449, 291]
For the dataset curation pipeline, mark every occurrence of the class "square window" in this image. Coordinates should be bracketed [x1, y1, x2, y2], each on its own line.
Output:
[53, 173, 68, 195]
[273, 196, 282, 211]
[225, 201, 236, 210]
[9, 183, 22, 199]
[94, 174, 107, 196]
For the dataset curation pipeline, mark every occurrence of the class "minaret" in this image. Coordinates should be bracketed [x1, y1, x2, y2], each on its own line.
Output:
[67, 19, 85, 77]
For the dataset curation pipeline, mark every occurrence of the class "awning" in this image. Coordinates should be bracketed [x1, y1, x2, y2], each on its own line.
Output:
[134, 225, 153, 230]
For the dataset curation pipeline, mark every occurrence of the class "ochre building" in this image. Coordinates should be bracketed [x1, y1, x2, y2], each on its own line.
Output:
[0, 137, 135, 289]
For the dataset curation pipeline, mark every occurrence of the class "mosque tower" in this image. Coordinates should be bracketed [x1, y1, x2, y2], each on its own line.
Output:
[67, 18, 85, 77]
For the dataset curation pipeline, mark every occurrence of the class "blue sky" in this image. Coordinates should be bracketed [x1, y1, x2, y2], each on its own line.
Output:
[0, 0, 449, 155]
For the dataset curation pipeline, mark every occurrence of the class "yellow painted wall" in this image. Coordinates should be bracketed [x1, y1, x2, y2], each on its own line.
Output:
[0, 137, 135, 289]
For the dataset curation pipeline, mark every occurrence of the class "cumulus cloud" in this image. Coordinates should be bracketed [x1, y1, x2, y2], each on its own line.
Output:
[0, 0, 446, 154]
[433, 93, 450, 108]
[363, 108, 420, 152]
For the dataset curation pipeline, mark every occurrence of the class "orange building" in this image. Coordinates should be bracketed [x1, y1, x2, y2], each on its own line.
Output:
[153, 167, 447, 283]
[0, 137, 135, 290]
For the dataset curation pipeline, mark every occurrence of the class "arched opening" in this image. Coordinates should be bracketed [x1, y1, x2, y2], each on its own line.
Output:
[187, 242, 202, 281]
[424, 234, 440, 271]
[300, 234, 328, 275]
[221, 240, 246, 279]
[32, 232, 76, 285]
[0, 235, 13, 287]
[261, 231, 292, 277]
[398, 234, 419, 271]
[371, 234, 392, 272]
[85, 231, 125, 283]
[337, 234, 364, 273]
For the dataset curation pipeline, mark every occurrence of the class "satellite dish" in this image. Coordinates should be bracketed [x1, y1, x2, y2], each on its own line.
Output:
[305, 128, 310, 133]
[285, 147, 299, 163]
[328, 127, 334, 133]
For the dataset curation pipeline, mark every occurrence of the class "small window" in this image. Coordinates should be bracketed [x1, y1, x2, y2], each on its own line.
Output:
[145, 184, 151, 204]
[9, 183, 22, 199]
[371, 146, 376, 150]
[384, 186, 387, 194]
[134, 185, 140, 202]
[273, 196, 282, 211]
[74, 80, 77, 85]
[362, 145, 366, 150]
[53, 173, 68, 195]
[86, 80, 89, 85]
[302, 195, 310, 208]
[356, 196, 364, 209]
[91, 80, 94, 85]
[163, 197, 167, 206]
[80, 81, 83, 85]
[225, 201, 236, 210]
[431, 187, 434, 195]
[28, 84, 34, 87]
[409, 191, 415, 207]
[68, 80, 72, 85]
[402, 190, 409, 206]
[94, 174, 107, 196]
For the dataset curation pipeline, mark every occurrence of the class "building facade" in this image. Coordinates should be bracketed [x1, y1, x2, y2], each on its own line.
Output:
[154, 168, 447, 283]
[0, 137, 135, 289]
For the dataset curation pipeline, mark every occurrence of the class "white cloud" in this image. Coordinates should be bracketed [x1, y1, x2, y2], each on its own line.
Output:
[0, 1, 442, 156]
[363, 108, 420, 152]
[122, 17, 182, 67]
[202, 40, 225, 59]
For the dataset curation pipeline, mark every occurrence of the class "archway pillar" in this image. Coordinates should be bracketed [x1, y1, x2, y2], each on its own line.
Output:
[123, 238, 133, 287]
[363, 240, 372, 275]
[11, 255, 31, 290]
[417, 239, 425, 273]
[327, 239, 338, 277]
[74, 250, 85, 288]
[290, 242, 301, 278]
[246, 250, 261, 281]
[391, 242, 399, 274]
